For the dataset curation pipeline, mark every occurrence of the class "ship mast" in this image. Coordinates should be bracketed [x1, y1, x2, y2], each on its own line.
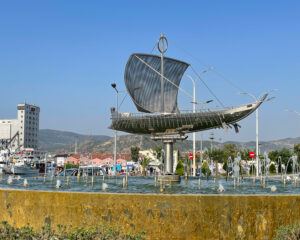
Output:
[158, 34, 168, 113]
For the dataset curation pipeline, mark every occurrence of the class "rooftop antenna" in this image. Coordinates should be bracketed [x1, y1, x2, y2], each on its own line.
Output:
[158, 34, 168, 113]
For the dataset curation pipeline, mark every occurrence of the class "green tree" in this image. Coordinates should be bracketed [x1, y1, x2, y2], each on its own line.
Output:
[175, 160, 184, 176]
[223, 144, 238, 161]
[269, 148, 292, 173]
[268, 150, 279, 163]
[131, 146, 140, 162]
[294, 144, 300, 161]
[154, 146, 162, 160]
[141, 156, 150, 169]
[269, 150, 282, 173]
[201, 160, 211, 178]
[208, 149, 224, 163]
[240, 149, 251, 161]
[141, 156, 150, 176]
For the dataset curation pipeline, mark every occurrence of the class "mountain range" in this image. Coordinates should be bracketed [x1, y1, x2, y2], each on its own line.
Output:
[39, 129, 300, 154]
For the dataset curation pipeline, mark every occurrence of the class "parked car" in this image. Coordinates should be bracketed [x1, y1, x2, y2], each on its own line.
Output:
[78, 166, 105, 176]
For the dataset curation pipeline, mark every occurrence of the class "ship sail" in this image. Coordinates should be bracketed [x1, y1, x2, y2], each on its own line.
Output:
[124, 53, 189, 113]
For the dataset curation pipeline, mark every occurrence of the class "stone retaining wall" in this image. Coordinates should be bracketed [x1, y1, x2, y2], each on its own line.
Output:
[0, 189, 300, 239]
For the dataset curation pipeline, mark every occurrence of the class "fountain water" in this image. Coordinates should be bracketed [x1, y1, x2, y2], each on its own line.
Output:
[7, 175, 13, 185]
[270, 185, 277, 192]
[227, 156, 233, 181]
[276, 156, 284, 181]
[23, 178, 28, 187]
[260, 152, 271, 188]
[218, 183, 225, 193]
[284, 156, 298, 184]
[233, 153, 241, 186]
[102, 182, 108, 191]
[56, 179, 62, 189]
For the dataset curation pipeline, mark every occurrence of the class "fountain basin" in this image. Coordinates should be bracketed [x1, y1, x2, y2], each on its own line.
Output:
[1, 188, 300, 239]
[0, 175, 299, 194]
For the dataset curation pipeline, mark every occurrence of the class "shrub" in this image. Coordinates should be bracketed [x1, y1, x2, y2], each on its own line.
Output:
[269, 163, 276, 174]
[0, 221, 145, 240]
[274, 222, 300, 240]
[175, 160, 184, 176]
[65, 163, 79, 169]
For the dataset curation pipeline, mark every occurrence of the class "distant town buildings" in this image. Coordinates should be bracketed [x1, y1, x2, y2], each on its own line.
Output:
[0, 103, 40, 150]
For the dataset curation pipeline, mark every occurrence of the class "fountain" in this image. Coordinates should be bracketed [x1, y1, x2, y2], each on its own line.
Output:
[232, 153, 241, 187]
[110, 34, 267, 185]
[1, 148, 298, 195]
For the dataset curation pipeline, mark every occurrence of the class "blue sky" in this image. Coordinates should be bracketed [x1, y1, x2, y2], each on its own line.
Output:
[0, 1, 299, 142]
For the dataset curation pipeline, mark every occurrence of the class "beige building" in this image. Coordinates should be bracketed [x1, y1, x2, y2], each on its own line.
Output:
[0, 103, 40, 150]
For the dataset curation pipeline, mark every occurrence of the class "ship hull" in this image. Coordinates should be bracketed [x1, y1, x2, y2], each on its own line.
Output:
[110, 98, 266, 135]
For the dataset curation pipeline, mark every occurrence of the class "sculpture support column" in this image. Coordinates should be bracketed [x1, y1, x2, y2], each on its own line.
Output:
[164, 140, 174, 174]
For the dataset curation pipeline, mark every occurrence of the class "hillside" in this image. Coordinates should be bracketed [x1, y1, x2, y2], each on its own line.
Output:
[39, 129, 110, 152]
[38, 129, 300, 153]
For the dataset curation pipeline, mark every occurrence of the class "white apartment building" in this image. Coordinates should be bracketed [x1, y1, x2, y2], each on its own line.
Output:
[0, 103, 40, 150]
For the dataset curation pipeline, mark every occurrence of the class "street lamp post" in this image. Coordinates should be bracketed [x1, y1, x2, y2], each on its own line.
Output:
[240, 92, 259, 177]
[209, 132, 215, 174]
[190, 77, 196, 177]
[188, 75, 213, 177]
[111, 83, 119, 176]
[240, 90, 276, 177]
[209, 132, 214, 154]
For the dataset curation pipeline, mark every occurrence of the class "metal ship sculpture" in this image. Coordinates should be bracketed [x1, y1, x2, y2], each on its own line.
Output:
[110, 34, 267, 175]
[111, 35, 267, 137]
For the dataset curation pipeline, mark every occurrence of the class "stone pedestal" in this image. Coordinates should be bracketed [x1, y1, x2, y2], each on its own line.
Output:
[151, 134, 187, 175]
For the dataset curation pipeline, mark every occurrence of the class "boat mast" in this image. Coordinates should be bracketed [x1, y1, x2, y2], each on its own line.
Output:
[158, 34, 168, 113]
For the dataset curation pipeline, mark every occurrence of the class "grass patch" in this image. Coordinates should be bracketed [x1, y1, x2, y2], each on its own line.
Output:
[0, 221, 145, 240]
